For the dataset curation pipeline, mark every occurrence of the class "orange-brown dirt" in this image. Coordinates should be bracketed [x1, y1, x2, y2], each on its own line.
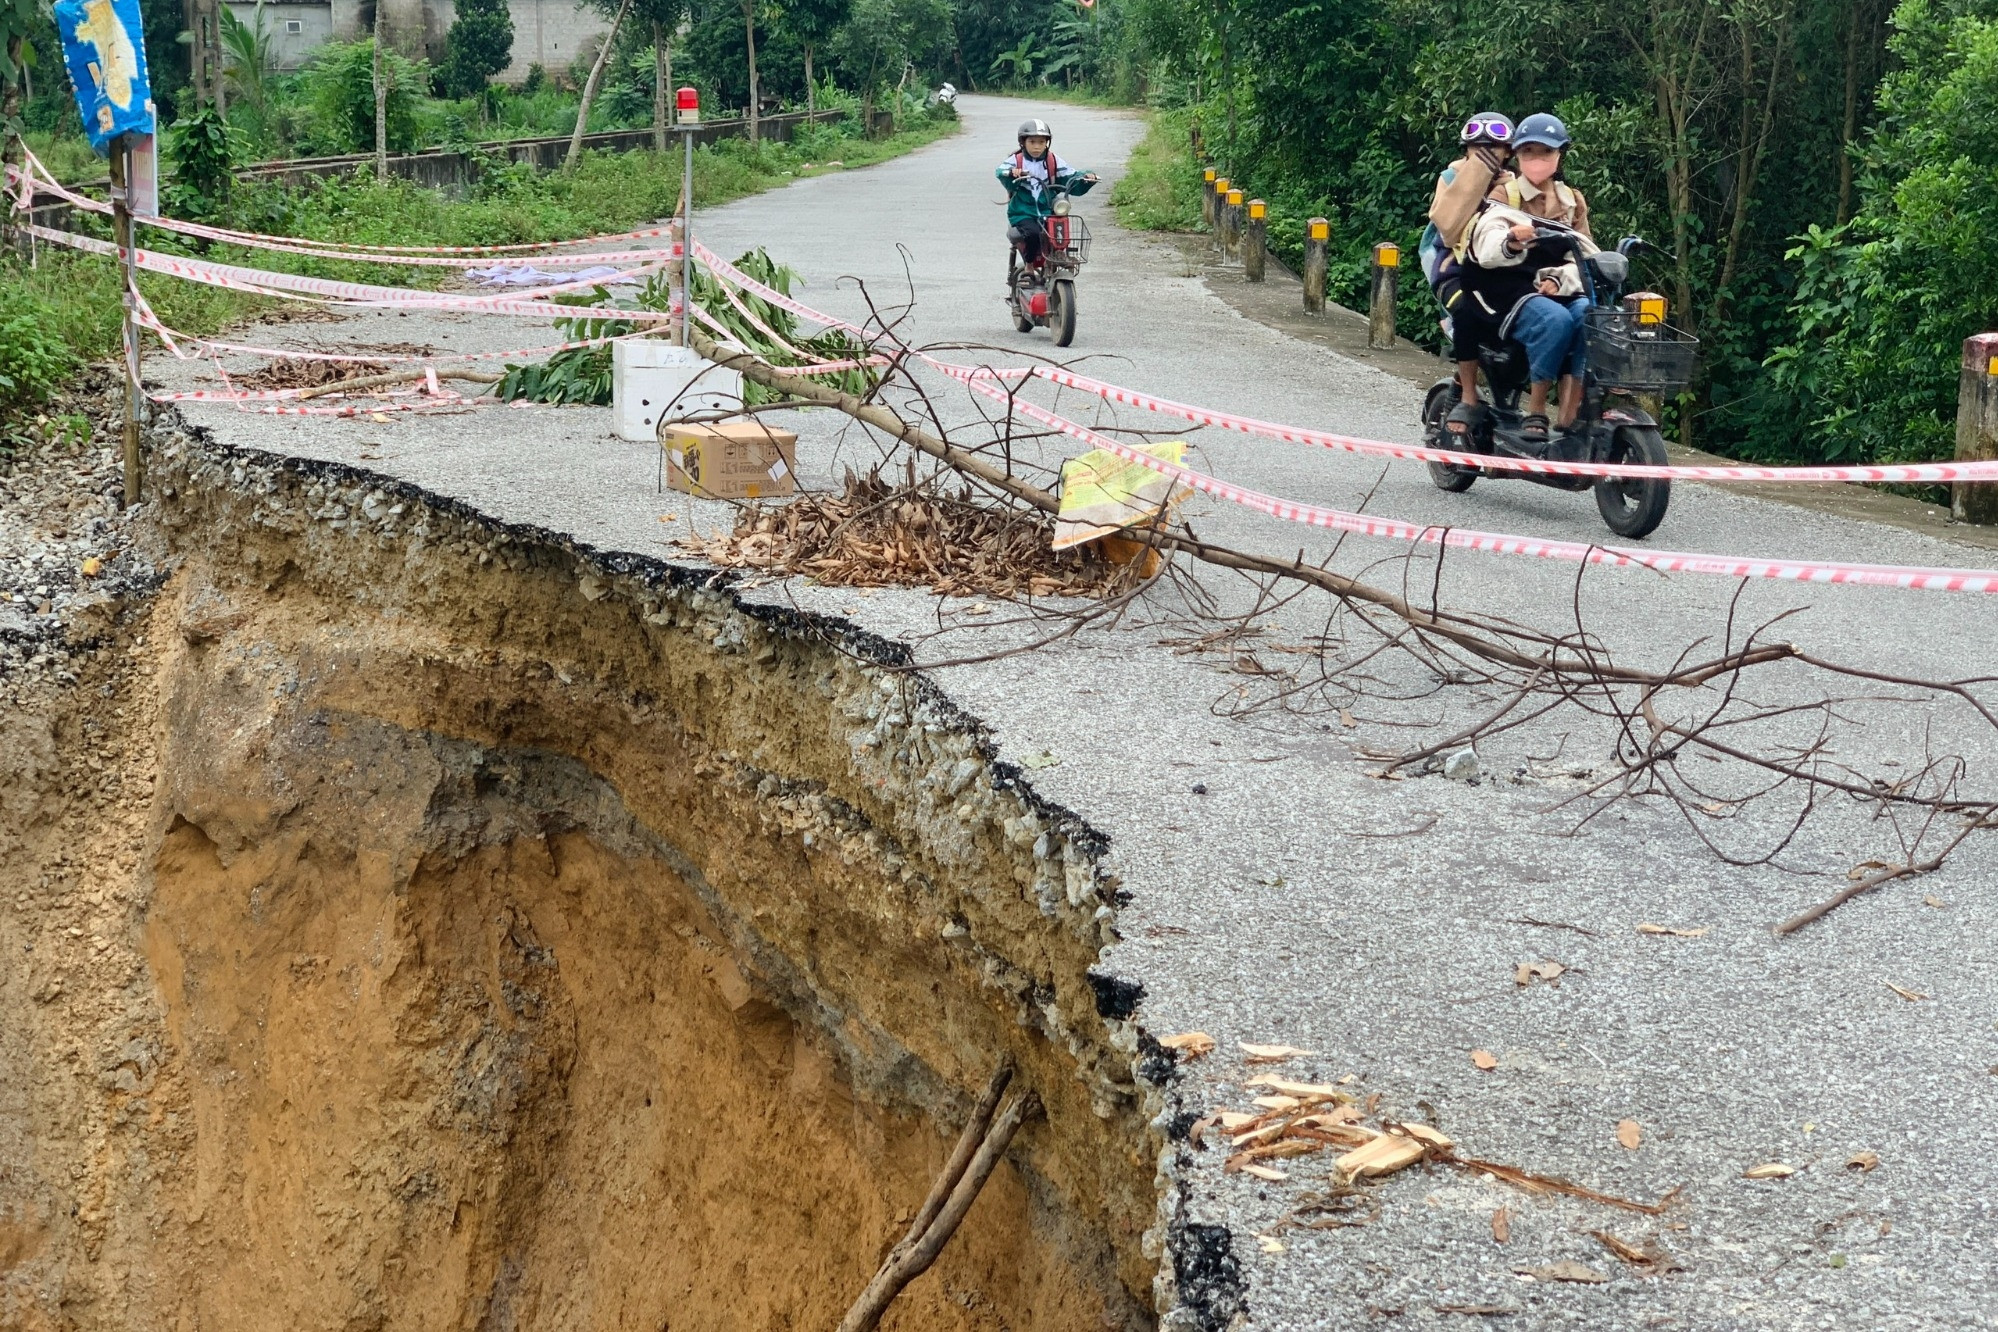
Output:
[0, 430, 1168, 1331]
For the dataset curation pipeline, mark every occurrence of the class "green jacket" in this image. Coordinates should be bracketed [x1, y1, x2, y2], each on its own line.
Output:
[996, 151, 1096, 226]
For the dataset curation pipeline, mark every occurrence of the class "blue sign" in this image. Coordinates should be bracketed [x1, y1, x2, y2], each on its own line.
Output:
[54, 0, 156, 154]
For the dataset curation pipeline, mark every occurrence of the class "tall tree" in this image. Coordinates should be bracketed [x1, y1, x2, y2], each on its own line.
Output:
[372, 1, 388, 179]
[567, 0, 636, 168]
[786, 0, 851, 113]
[634, 0, 690, 151]
[742, 0, 760, 140]
[437, 0, 515, 99]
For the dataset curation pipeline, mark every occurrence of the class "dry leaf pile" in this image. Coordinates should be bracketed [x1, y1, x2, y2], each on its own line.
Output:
[690, 471, 1127, 598]
[236, 357, 391, 391]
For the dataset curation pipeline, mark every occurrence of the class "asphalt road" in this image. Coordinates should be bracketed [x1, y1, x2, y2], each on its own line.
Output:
[154, 93, 1998, 1330]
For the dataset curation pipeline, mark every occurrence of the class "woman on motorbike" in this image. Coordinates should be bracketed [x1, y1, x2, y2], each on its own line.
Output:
[997, 120, 1098, 284]
[1427, 113, 1516, 425]
[1449, 114, 1596, 451]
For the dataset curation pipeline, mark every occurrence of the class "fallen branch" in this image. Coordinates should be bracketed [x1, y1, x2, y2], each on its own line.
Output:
[295, 366, 503, 400]
[1445, 1153, 1674, 1215]
[1771, 817, 1986, 936]
[837, 1066, 1041, 1332]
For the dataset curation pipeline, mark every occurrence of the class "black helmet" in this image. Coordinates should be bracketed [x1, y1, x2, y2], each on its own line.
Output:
[1017, 118, 1052, 144]
[1459, 112, 1514, 147]
[1515, 113, 1571, 151]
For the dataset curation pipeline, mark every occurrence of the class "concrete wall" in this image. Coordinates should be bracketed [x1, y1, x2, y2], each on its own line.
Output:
[285, 0, 609, 80]
[224, 1, 337, 71]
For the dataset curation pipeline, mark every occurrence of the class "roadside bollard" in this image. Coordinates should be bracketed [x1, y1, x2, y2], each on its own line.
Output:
[1369, 241, 1400, 349]
[1955, 332, 1998, 525]
[1244, 200, 1267, 282]
[1303, 218, 1328, 313]
[1224, 188, 1244, 261]
[1202, 168, 1218, 229]
[1212, 177, 1230, 252]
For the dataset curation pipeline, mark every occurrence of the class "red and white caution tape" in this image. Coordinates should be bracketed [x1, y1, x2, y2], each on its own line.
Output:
[937, 363, 1998, 595]
[695, 243, 874, 339]
[10, 153, 682, 256]
[1027, 365, 1998, 485]
[23, 220, 682, 319]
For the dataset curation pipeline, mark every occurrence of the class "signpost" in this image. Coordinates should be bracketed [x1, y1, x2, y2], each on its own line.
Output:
[676, 85, 699, 346]
[53, 0, 155, 506]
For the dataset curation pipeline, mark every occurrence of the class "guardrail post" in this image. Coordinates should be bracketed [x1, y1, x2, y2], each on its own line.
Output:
[1369, 241, 1400, 349]
[1303, 217, 1328, 313]
[1211, 177, 1230, 252]
[1202, 168, 1217, 229]
[1243, 199, 1267, 282]
[1956, 332, 1998, 525]
[1223, 188, 1244, 261]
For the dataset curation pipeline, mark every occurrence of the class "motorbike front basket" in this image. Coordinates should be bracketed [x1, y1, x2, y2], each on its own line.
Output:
[1586, 307, 1698, 394]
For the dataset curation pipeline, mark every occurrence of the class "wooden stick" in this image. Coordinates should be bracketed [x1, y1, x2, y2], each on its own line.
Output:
[837, 1085, 1041, 1332]
[904, 1062, 1013, 1244]
[1772, 818, 1985, 935]
[294, 366, 502, 400]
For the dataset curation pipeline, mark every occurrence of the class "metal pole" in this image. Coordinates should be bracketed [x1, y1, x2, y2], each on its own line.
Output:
[680, 126, 694, 346]
[108, 136, 143, 507]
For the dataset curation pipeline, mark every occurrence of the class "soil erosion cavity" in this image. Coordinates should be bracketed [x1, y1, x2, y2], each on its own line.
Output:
[0, 426, 1179, 1331]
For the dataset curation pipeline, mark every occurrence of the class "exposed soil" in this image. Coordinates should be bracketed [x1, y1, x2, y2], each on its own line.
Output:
[0, 413, 1191, 1331]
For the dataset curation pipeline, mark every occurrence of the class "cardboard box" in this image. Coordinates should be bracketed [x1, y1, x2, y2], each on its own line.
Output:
[662, 422, 800, 499]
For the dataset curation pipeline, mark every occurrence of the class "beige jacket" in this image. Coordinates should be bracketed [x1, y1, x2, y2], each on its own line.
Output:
[1487, 174, 1592, 239]
[1428, 153, 1514, 252]
[1467, 202, 1600, 299]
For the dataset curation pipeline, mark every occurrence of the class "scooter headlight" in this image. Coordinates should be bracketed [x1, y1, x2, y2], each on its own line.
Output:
[1052, 196, 1071, 217]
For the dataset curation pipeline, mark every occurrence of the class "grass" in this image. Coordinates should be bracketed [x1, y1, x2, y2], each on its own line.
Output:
[1108, 107, 1205, 233]
[0, 111, 960, 413]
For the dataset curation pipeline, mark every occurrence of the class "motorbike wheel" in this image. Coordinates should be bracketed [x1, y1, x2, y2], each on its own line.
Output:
[1052, 279, 1077, 347]
[1594, 425, 1672, 539]
[1422, 382, 1478, 493]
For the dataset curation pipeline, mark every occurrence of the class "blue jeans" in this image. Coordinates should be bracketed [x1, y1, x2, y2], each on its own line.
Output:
[1510, 295, 1589, 385]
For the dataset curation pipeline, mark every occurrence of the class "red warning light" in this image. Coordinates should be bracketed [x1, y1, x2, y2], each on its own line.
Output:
[676, 86, 700, 123]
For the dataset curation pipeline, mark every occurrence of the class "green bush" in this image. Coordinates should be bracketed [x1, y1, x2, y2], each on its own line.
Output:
[436, 0, 515, 98]
[0, 285, 79, 419]
[297, 39, 428, 156]
[1764, 0, 1998, 463]
[162, 103, 241, 223]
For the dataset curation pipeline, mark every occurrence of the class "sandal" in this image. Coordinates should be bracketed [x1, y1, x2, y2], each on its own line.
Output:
[1518, 413, 1550, 444]
[1444, 399, 1485, 436]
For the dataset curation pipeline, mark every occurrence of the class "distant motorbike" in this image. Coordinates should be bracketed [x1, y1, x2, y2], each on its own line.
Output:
[1005, 183, 1090, 347]
[1422, 227, 1697, 540]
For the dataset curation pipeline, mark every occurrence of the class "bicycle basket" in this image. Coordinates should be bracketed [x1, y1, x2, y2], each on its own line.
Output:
[1049, 215, 1091, 264]
[1586, 307, 1697, 393]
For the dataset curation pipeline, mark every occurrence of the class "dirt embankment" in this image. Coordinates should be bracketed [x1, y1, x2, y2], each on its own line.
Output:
[0, 419, 1244, 1331]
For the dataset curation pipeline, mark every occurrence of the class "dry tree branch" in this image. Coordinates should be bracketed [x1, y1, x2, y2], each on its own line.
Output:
[687, 330, 1998, 916]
